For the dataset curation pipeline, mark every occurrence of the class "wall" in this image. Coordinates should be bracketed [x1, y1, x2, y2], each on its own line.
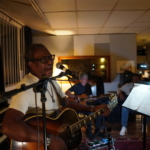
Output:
[33, 33, 137, 94]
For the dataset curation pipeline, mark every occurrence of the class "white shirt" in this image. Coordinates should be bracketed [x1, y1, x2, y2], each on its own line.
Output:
[117, 82, 134, 95]
[9, 73, 66, 114]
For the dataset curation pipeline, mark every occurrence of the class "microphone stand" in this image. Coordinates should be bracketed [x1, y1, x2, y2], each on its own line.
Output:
[3, 73, 66, 98]
[2, 72, 67, 150]
[33, 75, 48, 150]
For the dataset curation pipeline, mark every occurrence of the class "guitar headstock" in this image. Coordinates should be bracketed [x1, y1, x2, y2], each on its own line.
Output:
[108, 94, 118, 111]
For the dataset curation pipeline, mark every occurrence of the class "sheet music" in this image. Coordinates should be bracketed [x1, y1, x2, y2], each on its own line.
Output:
[122, 83, 150, 116]
[136, 90, 150, 116]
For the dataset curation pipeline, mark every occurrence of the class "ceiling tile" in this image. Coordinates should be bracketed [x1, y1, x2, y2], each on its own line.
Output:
[1, 0, 150, 47]
[78, 28, 101, 34]
[77, 0, 118, 10]
[122, 28, 147, 33]
[105, 11, 144, 27]
[78, 11, 110, 27]
[45, 12, 77, 29]
[35, 0, 76, 12]
[136, 11, 150, 23]
[100, 28, 124, 33]
[115, 0, 150, 10]
[141, 28, 150, 34]
[129, 23, 150, 28]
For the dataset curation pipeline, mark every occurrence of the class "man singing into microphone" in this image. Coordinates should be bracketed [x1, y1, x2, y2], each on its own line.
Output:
[1, 43, 110, 150]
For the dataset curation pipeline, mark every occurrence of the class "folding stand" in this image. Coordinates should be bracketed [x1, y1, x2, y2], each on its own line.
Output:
[107, 127, 112, 150]
[122, 80, 150, 150]
[143, 114, 147, 150]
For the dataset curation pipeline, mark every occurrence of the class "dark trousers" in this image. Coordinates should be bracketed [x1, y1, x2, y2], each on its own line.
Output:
[77, 97, 109, 133]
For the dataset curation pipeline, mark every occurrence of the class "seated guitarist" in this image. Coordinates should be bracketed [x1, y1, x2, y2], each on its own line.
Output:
[1, 44, 110, 150]
[65, 72, 109, 139]
[117, 74, 149, 136]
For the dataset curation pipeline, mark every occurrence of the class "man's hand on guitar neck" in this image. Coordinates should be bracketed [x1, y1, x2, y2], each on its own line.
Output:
[48, 135, 67, 150]
[91, 104, 110, 116]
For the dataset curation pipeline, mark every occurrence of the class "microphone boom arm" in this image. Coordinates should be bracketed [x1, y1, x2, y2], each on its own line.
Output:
[3, 72, 68, 99]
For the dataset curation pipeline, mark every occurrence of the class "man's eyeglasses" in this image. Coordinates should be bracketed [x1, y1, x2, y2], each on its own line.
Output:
[30, 55, 55, 64]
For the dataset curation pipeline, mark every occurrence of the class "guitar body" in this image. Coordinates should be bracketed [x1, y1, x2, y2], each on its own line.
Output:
[68, 94, 109, 105]
[11, 108, 82, 150]
[68, 93, 89, 105]
[10, 94, 118, 150]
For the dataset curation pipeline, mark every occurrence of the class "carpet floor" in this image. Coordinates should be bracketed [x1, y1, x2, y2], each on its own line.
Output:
[78, 137, 150, 150]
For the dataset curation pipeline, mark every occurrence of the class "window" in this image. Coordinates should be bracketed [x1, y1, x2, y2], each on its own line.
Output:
[0, 11, 25, 91]
[58, 56, 110, 82]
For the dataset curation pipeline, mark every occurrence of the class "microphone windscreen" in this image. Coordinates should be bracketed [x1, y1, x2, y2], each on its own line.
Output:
[56, 62, 62, 69]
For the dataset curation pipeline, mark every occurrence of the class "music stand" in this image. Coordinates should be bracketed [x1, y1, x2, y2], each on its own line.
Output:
[122, 81, 150, 150]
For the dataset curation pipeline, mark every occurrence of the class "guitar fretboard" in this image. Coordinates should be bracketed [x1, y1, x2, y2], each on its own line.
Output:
[69, 94, 117, 133]
[70, 107, 106, 133]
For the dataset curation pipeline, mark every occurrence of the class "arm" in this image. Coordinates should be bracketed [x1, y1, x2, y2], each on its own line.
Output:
[65, 90, 76, 98]
[1, 108, 67, 149]
[117, 84, 129, 101]
[61, 97, 110, 116]
[2, 108, 43, 142]
[65, 89, 81, 102]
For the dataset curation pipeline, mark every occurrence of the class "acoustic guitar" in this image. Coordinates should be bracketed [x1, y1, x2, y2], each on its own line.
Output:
[11, 94, 118, 150]
[68, 93, 111, 105]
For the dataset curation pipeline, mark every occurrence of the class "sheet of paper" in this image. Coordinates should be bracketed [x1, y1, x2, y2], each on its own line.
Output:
[122, 83, 150, 111]
[136, 91, 150, 116]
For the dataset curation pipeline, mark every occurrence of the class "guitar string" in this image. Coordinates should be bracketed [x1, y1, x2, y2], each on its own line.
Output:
[71, 110, 99, 131]
[71, 96, 117, 131]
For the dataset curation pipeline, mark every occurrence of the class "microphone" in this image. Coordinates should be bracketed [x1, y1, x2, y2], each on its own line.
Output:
[56, 62, 73, 76]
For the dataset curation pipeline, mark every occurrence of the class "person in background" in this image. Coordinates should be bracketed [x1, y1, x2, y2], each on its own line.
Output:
[117, 73, 149, 136]
[65, 72, 109, 139]
[1, 44, 110, 150]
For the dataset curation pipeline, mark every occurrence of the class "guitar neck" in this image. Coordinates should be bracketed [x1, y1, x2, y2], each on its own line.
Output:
[69, 107, 106, 133]
[69, 94, 117, 133]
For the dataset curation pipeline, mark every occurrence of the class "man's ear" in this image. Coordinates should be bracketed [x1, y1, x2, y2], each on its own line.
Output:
[28, 61, 34, 69]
